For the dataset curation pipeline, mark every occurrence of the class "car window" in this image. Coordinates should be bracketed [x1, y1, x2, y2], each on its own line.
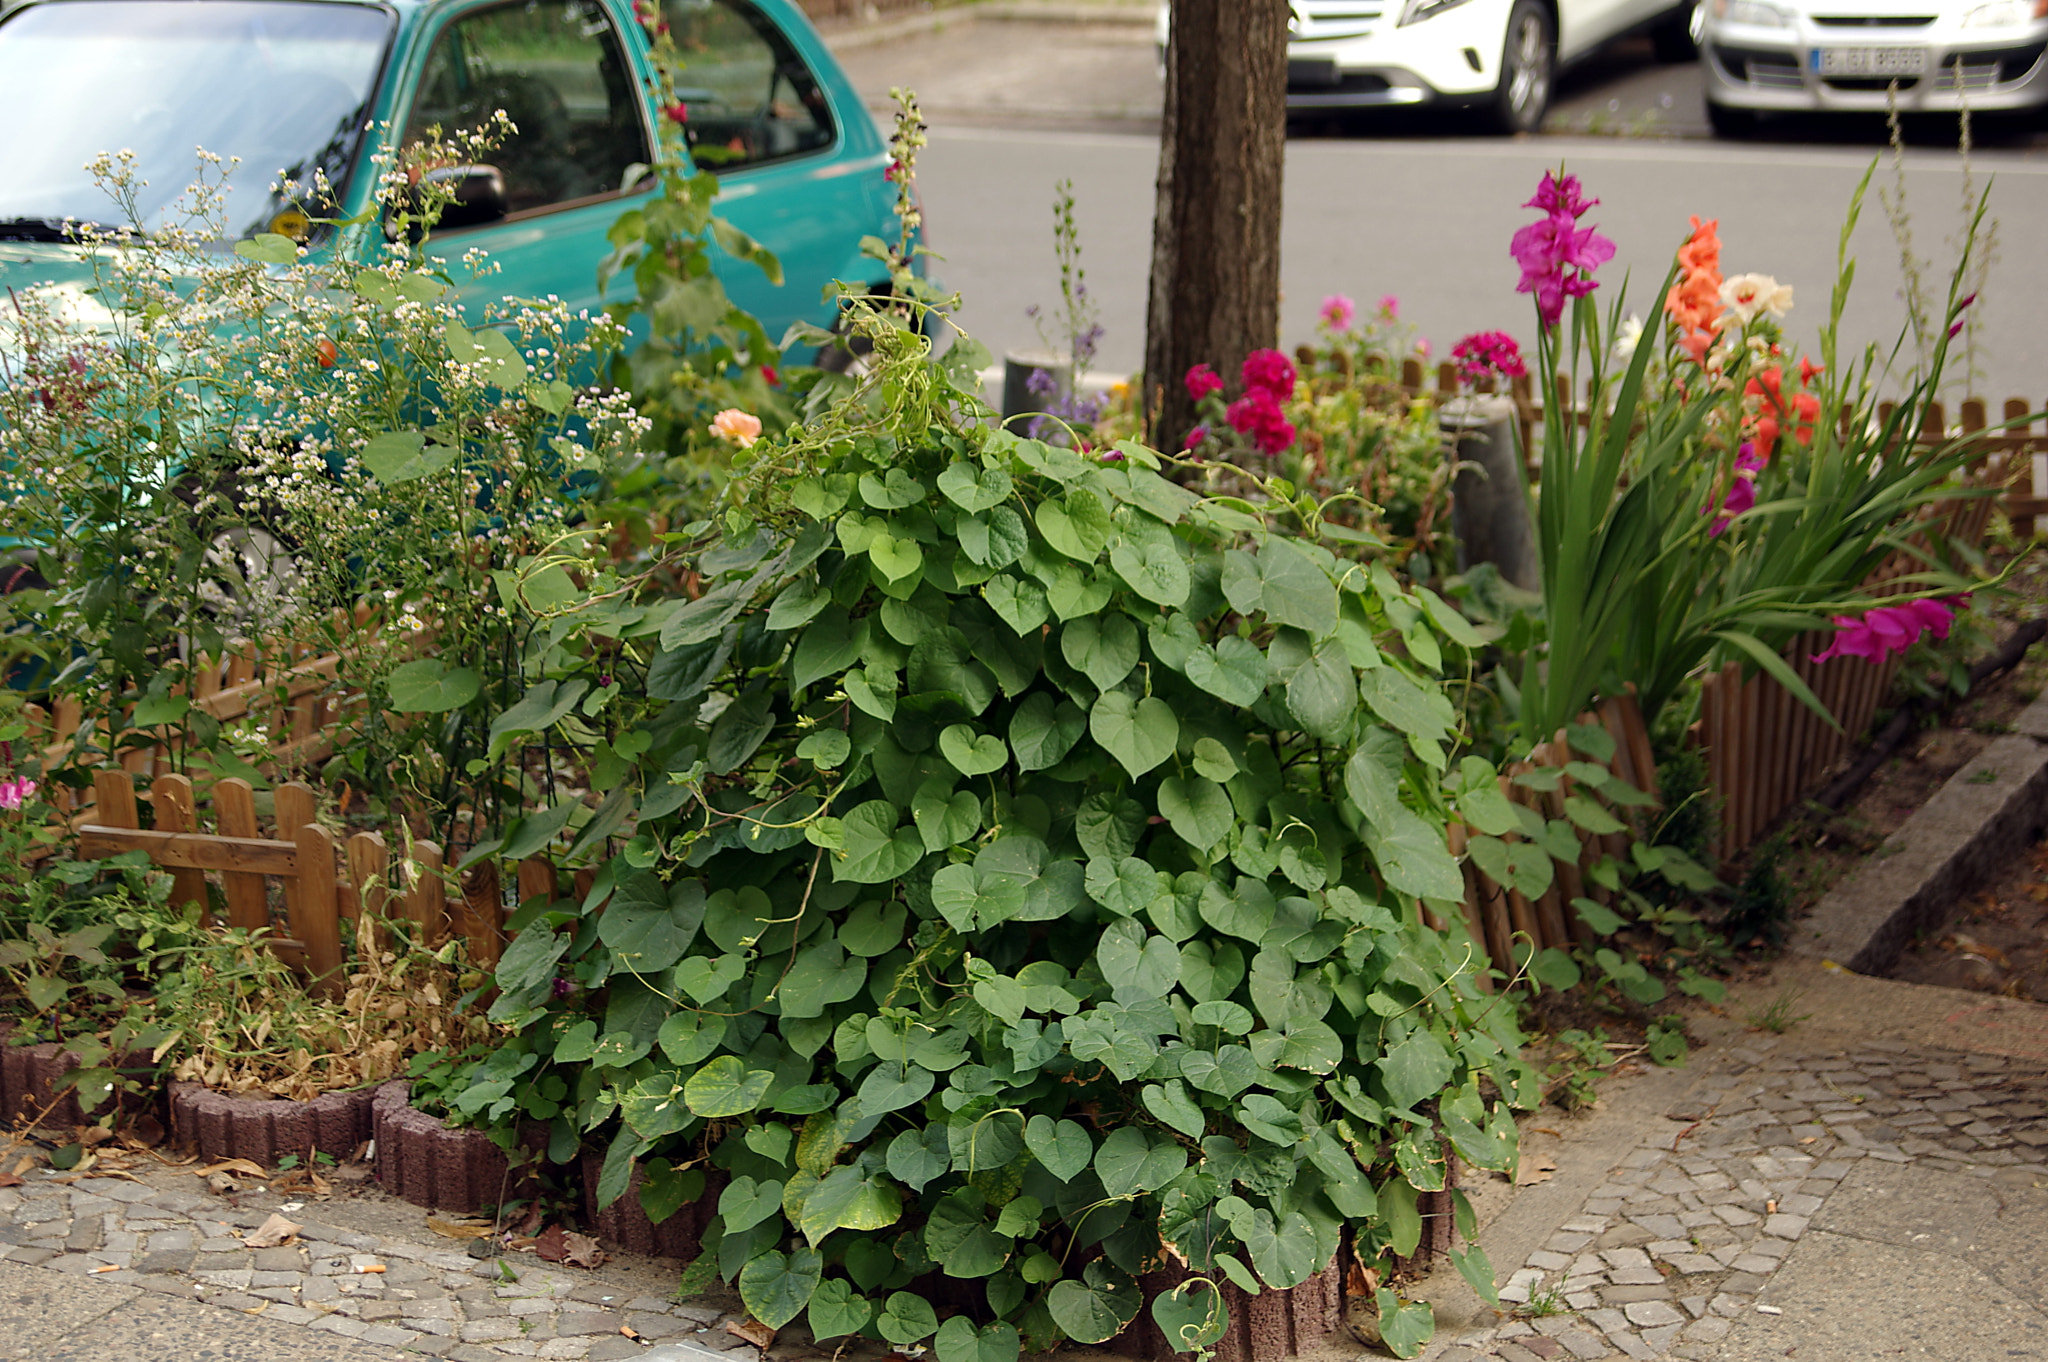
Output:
[662, 0, 834, 172]
[404, 0, 649, 217]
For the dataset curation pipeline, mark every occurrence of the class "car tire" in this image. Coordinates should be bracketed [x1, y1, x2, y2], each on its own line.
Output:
[1651, 3, 1696, 61]
[1488, 0, 1555, 135]
[1706, 99, 1758, 138]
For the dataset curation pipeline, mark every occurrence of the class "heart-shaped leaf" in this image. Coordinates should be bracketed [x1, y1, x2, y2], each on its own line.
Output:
[939, 724, 1009, 777]
[738, 1247, 821, 1329]
[935, 1316, 1022, 1362]
[1024, 1115, 1092, 1181]
[1090, 692, 1178, 778]
[868, 532, 923, 583]
[385, 660, 480, 713]
[684, 1055, 774, 1118]
[938, 461, 1012, 513]
[807, 1279, 874, 1342]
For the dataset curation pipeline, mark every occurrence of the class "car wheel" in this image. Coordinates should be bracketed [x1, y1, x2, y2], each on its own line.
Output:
[1706, 99, 1758, 138]
[1651, 2, 1696, 61]
[1489, 0, 1555, 135]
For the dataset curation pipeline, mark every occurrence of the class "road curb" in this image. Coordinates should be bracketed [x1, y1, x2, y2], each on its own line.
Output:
[1795, 690, 2048, 974]
[822, 1, 1152, 52]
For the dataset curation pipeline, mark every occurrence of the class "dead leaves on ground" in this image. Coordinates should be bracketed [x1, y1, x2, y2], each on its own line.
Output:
[725, 1317, 775, 1350]
[427, 1216, 495, 1241]
[1515, 1155, 1559, 1186]
[530, 1225, 607, 1268]
[242, 1213, 304, 1248]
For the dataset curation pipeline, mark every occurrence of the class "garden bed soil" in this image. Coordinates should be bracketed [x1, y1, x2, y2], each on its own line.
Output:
[1890, 827, 2048, 1002]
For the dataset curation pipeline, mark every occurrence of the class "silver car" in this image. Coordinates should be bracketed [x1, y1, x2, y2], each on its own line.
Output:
[1700, 0, 2048, 133]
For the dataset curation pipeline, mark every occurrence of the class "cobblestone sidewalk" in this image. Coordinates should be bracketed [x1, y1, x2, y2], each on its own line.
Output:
[0, 1178, 760, 1362]
[1427, 1034, 2048, 1362]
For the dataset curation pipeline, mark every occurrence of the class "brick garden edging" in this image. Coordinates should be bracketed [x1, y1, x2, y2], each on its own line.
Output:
[0, 1037, 154, 1129]
[575, 1151, 724, 1260]
[371, 1080, 513, 1214]
[167, 1080, 376, 1166]
[1107, 1260, 1343, 1362]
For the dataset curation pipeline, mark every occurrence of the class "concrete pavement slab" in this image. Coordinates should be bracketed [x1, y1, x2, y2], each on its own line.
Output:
[1707, 1228, 2048, 1360]
[1810, 1158, 2048, 1312]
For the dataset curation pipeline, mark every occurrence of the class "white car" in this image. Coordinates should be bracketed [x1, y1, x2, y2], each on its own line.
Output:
[1155, 0, 1697, 133]
[1699, 0, 2048, 134]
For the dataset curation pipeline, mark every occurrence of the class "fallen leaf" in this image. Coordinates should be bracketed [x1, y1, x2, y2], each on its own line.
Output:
[75, 1125, 114, 1148]
[533, 1225, 570, 1263]
[1514, 1156, 1558, 1187]
[206, 1171, 242, 1196]
[562, 1232, 606, 1269]
[0, 1172, 20, 1189]
[428, 1217, 496, 1241]
[117, 1113, 165, 1149]
[243, 1213, 303, 1249]
[726, 1318, 775, 1350]
[1530, 1127, 1561, 1137]
[194, 1158, 268, 1179]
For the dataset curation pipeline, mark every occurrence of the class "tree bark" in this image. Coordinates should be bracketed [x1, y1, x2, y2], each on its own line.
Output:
[1143, 0, 1290, 452]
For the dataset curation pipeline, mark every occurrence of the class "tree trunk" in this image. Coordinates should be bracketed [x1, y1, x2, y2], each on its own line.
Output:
[1143, 0, 1290, 452]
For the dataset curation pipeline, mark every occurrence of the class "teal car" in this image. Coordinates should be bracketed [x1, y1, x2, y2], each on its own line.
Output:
[0, 0, 899, 351]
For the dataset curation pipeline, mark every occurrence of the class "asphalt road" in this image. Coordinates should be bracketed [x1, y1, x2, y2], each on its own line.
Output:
[838, 16, 2048, 406]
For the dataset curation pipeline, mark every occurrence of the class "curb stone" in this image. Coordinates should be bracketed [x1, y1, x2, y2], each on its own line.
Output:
[1797, 688, 2048, 973]
[169, 1081, 377, 1167]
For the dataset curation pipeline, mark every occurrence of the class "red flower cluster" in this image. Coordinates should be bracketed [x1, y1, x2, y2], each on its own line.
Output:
[1451, 330, 1527, 383]
[1747, 355, 1822, 454]
[1225, 348, 1297, 456]
[1183, 363, 1223, 403]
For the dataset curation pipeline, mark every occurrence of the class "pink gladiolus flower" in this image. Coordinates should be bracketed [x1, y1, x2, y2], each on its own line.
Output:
[1378, 294, 1400, 320]
[1241, 348, 1298, 402]
[1511, 170, 1616, 329]
[0, 778, 35, 811]
[1711, 443, 1768, 537]
[1451, 331, 1527, 382]
[1810, 597, 1966, 665]
[1226, 390, 1296, 455]
[1184, 363, 1224, 403]
[1320, 294, 1356, 330]
[710, 408, 762, 448]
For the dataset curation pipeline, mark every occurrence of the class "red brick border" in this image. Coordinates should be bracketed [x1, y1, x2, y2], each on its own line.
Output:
[575, 1152, 723, 1259]
[1107, 1260, 1344, 1362]
[0, 1039, 154, 1129]
[371, 1080, 514, 1215]
[167, 1081, 375, 1166]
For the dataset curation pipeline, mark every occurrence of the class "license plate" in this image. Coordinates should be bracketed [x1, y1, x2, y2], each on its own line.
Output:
[1288, 57, 1339, 88]
[1811, 46, 1928, 76]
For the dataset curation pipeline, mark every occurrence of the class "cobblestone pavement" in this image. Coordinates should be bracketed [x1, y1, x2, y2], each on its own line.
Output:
[1422, 1034, 2048, 1362]
[0, 1179, 761, 1362]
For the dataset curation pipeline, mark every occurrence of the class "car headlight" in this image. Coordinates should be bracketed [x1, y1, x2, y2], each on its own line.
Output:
[1711, 0, 1790, 26]
[1962, 0, 2046, 25]
[1399, 0, 1477, 26]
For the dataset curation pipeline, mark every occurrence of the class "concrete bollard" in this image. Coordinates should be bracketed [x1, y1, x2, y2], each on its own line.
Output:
[1002, 349, 1069, 424]
[1442, 394, 1539, 591]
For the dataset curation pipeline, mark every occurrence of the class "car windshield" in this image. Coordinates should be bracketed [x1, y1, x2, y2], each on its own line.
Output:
[0, 0, 392, 238]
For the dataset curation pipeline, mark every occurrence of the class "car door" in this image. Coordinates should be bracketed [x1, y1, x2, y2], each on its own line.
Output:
[1556, 0, 1638, 59]
[396, 0, 656, 320]
[658, 0, 887, 347]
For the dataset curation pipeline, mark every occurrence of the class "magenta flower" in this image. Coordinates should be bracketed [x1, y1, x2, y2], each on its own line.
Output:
[0, 778, 36, 811]
[1710, 443, 1767, 537]
[1811, 597, 1967, 665]
[1184, 363, 1224, 403]
[1511, 170, 1616, 329]
[1320, 294, 1356, 330]
[1241, 348, 1297, 402]
[1378, 294, 1400, 321]
[1451, 330, 1527, 382]
[1226, 390, 1296, 455]
[1184, 424, 1207, 450]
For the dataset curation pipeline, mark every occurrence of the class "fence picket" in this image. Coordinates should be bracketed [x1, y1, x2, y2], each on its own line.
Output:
[211, 777, 271, 933]
[150, 774, 210, 925]
[404, 841, 448, 947]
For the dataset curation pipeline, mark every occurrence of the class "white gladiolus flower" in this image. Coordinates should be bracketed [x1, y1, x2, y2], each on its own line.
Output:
[1720, 274, 1794, 324]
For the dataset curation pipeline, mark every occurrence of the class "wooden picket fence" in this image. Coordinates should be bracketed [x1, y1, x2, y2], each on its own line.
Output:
[1445, 694, 1660, 978]
[66, 769, 539, 998]
[27, 636, 353, 805]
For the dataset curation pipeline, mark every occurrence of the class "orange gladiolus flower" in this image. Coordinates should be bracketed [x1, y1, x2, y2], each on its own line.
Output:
[1665, 217, 1724, 365]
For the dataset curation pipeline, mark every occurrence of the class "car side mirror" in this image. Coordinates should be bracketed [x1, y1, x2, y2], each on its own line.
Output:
[423, 164, 509, 229]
